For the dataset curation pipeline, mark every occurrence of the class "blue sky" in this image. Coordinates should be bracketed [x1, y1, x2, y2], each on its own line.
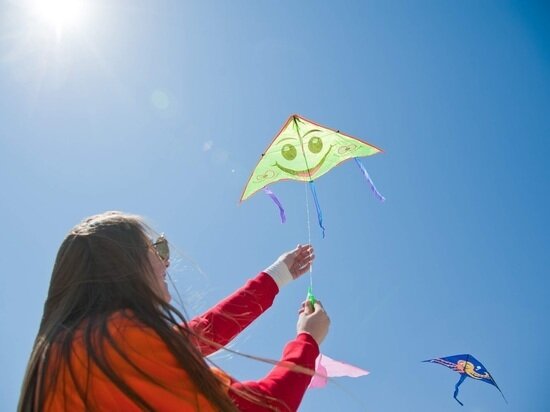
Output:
[1, 1, 548, 411]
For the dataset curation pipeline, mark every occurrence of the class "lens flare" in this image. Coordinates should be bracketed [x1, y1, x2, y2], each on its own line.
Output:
[32, 0, 87, 31]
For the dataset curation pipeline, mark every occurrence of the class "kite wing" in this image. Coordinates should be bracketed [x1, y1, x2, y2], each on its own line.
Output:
[423, 354, 506, 406]
[240, 114, 382, 202]
[309, 353, 369, 389]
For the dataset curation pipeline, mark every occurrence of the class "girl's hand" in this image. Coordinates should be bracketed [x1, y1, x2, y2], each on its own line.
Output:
[281, 244, 315, 280]
[296, 300, 330, 345]
[263, 244, 315, 288]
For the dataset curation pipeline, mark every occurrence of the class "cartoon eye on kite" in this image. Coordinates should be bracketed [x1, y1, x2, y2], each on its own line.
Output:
[281, 144, 297, 161]
[308, 137, 323, 154]
[338, 144, 357, 155]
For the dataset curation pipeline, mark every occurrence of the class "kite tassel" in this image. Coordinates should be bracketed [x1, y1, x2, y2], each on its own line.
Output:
[453, 374, 467, 406]
[263, 187, 286, 223]
[354, 157, 385, 202]
[308, 181, 326, 238]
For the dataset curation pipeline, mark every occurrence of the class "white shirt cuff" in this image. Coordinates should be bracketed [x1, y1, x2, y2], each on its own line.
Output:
[264, 260, 293, 289]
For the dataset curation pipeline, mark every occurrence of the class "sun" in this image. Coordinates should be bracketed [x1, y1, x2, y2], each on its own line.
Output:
[31, 0, 87, 32]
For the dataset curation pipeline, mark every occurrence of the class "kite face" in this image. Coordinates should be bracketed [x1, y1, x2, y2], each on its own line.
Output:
[240, 115, 381, 201]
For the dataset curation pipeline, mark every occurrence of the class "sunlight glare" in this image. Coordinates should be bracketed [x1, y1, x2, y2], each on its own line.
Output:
[32, 0, 87, 31]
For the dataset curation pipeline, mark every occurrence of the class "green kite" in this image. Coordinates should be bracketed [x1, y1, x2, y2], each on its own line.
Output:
[240, 114, 385, 236]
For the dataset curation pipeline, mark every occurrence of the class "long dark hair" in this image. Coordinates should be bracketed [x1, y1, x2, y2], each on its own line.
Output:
[18, 211, 241, 411]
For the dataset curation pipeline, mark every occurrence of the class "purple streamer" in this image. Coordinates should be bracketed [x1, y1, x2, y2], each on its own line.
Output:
[354, 158, 386, 202]
[263, 187, 286, 223]
[309, 181, 326, 238]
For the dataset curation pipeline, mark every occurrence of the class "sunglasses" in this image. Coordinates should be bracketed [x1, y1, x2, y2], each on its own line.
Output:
[152, 234, 170, 262]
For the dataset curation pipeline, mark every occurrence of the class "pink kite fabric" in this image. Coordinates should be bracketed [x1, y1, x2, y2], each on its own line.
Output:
[309, 354, 369, 389]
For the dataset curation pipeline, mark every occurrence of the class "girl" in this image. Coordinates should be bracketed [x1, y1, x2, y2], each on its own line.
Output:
[19, 211, 330, 411]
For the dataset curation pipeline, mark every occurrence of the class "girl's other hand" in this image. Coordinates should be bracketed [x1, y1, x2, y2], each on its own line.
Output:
[296, 300, 330, 345]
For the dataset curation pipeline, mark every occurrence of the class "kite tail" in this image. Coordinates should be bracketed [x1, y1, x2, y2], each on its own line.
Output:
[354, 157, 386, 202]
[453, 374, 467, 406]
[495, 386, 508, 404]
[308, 181, 325, 238]
[263, 187, 286, 223]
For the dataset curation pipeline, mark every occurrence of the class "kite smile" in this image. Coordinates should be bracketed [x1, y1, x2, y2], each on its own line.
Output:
[273, 145, 333, 179]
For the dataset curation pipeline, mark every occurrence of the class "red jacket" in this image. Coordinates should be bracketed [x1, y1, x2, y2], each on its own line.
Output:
[44, 273, 319, 411]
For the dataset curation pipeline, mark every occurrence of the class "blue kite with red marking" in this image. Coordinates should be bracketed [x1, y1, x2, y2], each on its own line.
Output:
[423, 354, 506, 406]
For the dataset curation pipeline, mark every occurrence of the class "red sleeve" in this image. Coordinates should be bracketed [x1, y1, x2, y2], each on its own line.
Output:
[188, 272, 279, 356]
[228, 333, 320, 412]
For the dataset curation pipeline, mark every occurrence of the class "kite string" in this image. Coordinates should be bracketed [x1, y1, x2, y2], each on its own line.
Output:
[305, 183, 313, 288]
[293, 116, 315, 300]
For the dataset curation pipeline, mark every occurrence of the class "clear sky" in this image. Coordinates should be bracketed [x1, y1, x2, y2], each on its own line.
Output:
[1, 1, 548, 411]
